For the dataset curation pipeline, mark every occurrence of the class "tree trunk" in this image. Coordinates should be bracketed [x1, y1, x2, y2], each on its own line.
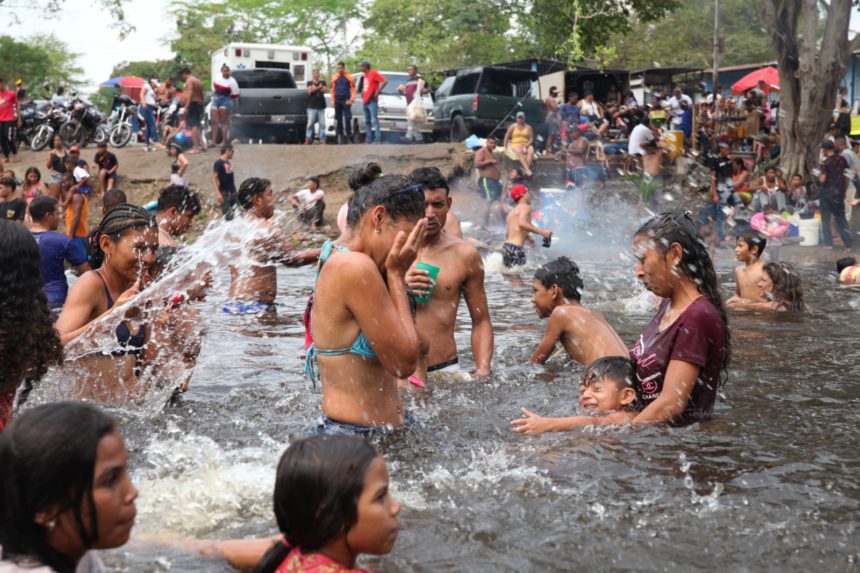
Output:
[761, 0, 855, 181]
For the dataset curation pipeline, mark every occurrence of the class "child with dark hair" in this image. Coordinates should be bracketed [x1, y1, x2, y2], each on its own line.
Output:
[728, 230, 766, 304]
[502, 185, 551, 267]
[289, 175, 325, 231]
[101, 188, 127, 215]
[0, 176, 25, 222]
[837, 256, 860, 284]
[253, 435, 401, 573]
[729, 261, 806, 311]
[512, 357, 638, 433]
[224, 178, 319, 314]
[529, 257, 626, 366]
[154, 184, 201, 274]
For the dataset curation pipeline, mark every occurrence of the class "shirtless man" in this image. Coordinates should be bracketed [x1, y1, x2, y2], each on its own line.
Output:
[154, 184, 200, 275]
[529, 257, 627, 365]
[405, 167, 493, 377]
[181, 67, 205, 153]
[224, 177, 320, 314]
[475, 137, 502, 225]
[559, 125, 588, 184]
[503, 184, 551, 268]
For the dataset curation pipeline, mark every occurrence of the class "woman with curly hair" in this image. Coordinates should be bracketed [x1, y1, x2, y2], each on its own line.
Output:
[0, 220, 63, 431]
[728, 261, 807, 312]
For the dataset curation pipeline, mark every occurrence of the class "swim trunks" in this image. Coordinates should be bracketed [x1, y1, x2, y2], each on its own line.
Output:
[222, 300, 273, 315]
[313, 410, 418, 437]
[502, 242, 526, 267]
[477, 177, 502, 202]
[185, 101, 203, 129]
[428, 356, 459, 373]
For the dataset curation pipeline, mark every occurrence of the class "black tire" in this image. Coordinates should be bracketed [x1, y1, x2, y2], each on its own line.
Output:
[450, 115, 467, 143]
[93, 124, 109, 146]
[109, 124, 133, 148]
[30, 125, 53, 151]
[59, 121, 83, 147]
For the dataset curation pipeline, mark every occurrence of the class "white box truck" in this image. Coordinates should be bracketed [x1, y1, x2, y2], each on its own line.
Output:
[210, 43, 314, 84]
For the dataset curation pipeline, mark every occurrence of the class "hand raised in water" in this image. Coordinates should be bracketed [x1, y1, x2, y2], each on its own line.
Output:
[510, 407, 553, 435]
[386, 218, 427, 277]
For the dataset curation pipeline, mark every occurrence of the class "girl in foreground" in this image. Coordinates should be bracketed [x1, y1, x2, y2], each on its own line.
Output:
[254, 435, 401, 573]
[304, 164, 427, 435]
[0, 402, 138, 572]
[727, 261, 806, 312]
[0, 221, 62, 430]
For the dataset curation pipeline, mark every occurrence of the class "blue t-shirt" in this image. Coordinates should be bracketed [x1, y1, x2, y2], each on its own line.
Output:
[31, 230, 87, 309]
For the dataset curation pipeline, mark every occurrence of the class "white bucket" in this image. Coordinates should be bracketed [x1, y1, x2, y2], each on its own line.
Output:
[797, 217, 820, 246]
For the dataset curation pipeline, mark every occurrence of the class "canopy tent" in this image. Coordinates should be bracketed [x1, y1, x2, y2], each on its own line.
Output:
[99, 76, 146, 102]
[731, 66, 779, 96]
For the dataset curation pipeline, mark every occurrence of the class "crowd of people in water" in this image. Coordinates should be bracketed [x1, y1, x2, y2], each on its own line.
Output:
[0, 123, 858, 570]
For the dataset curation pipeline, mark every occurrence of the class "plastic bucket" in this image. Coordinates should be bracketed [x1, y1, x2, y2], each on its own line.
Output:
[797, 217, 819, 246]
[663, 131, 684, 159]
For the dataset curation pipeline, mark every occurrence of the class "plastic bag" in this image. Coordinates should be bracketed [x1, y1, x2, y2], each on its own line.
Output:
[406, 80, 427, 123]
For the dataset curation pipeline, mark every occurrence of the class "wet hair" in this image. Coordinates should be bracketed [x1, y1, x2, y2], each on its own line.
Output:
[836, 256, 857, 274]
[409, 166, 448, 193]
[534, 256, 583, 301]
[582, 356, 635, 389]
[157, 184, 201, 215]
[635, 212, 731, 378]
[0, 176, 16, 192]
[763, 262, 805, 311]
[87, 203, 156, 269]
[24, 166, 42, 184]
[737, 230, 766, 257]
[0, 221, 62, 396]
[238, 177, 271, 210]
[28, 195, 57, 222]
[253, 435, 379, 573]
[0, 403, 116, 573]
[102, 188, 127, 213]
[346, 164, 424, 228]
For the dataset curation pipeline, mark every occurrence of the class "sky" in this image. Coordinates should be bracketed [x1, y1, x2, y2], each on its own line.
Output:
[3, 0, 860, 94]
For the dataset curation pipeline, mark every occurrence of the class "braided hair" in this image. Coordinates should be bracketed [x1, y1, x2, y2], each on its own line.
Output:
[635, 211, 731, 380]
[87, 203, 156, 269]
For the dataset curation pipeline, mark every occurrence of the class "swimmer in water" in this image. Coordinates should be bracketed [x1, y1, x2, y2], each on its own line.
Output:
[837, 256, 860, 284]
[254, 435, 401, 573]
[304, 165, 426, 434]
[223, 177, 320, 314]
[727, 261, 806, 311]
[404, 167, 493, 378]
[0, 402, 138, 573]
[512, 356, 638, 433]
[154, 184, 200, 276]
[727, 230, 766, 304]
[528, 257, 627, 366]
[503, 185, 551, 268]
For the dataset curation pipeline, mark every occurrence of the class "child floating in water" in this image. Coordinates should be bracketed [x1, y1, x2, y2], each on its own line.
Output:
[727, 230, 767, 304]
[528, 257, 627, 365]
[727, 261, 806, 311]
[837, 257, 860, 284]
[503, 184, 551, 267]
[511, 356, 637, 434]
[254, 435, 401, 573]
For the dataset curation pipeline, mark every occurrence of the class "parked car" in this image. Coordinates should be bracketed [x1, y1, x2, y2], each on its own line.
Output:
[432, 65, 546, 142]
[333, 72, 434, 143]
[227, 69, 309, 143]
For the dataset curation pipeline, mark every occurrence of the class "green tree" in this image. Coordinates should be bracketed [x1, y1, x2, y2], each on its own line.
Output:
[0, 34, 83, 98]
[609, 0, 776, 70]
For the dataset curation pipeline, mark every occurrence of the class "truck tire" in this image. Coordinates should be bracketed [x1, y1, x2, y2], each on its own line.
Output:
[450, 115, 467, 143]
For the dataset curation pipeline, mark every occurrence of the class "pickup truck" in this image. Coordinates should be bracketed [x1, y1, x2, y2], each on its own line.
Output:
[432, 66, 546, 142]
[228, 69, 308, 143]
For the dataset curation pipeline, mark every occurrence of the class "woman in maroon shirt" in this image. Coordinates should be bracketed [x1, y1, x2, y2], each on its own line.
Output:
[629, 212, 730, 425]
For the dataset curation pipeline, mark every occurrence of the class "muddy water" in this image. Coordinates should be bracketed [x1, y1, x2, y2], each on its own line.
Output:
[101, 243, 859, 572]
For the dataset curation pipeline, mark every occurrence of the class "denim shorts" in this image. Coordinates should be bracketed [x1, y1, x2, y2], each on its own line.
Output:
[313, 410, 418, 437]
[212, 94, 233, 110]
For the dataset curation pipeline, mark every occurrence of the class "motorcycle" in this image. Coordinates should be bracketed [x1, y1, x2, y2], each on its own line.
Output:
[158, 96, 183, 141]
[17, 100, 50, 149]
[108, 95, 143, 148]
[59, 99, 108, 148]
[28, 103, 70, 151]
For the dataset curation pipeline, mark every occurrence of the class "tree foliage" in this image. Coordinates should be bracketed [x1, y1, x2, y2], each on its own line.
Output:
[610, 0, 776, 70]
[0, 34, 84, 97]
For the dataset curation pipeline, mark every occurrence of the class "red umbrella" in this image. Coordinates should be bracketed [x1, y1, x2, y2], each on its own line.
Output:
[118, 76, 146, 88]
[731, 66, 779, 96]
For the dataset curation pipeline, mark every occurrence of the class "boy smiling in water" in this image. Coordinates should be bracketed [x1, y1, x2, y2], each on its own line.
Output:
[512, 357, 638, 434]
[528, 257, 627, 365]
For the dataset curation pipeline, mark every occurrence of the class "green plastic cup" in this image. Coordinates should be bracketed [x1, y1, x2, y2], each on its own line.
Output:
[414, 262, 440, 304]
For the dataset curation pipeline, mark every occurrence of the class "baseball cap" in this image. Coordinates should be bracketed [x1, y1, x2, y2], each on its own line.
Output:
[69, 145, 80, 152]
[73, 166, 90, 182]
[516, 111, 525, 118]
[511, 184, 528, 202]
[820, 140, 835, 150]
[15, 79, 22, 86]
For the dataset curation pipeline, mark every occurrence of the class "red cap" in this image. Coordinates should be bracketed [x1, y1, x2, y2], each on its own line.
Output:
[69, 145, 80, 152]
[511, 184, 528, 202]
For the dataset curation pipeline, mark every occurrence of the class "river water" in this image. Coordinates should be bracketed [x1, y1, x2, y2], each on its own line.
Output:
[63, 226, 859, 572]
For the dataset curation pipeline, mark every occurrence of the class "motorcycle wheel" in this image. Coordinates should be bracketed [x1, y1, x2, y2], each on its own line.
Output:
[59, 121, 83, 147]
[94, 124, 109, 146]
[30, 125, 53, 151]
[109, 124, 133, 148]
